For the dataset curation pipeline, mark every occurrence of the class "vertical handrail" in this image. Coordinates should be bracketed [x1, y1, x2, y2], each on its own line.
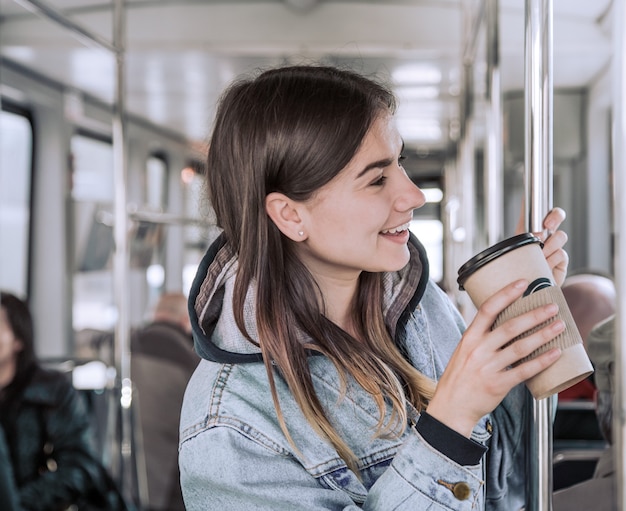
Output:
[524, 1, 553, 510]
[11, 0, 137, 502]
[612, 0, 626, 508]
[485, 0, 503, 246]
[450, 0, 484, 322]
[111, 0, 135, 503]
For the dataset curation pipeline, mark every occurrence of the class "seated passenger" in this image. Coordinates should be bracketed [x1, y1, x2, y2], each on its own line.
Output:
[559, 272, 615, 401]
[0, 291, 130, 510]
[131, 292, 199, 511]
[553, 273, 615, 442]
[553, 314, 616, 510]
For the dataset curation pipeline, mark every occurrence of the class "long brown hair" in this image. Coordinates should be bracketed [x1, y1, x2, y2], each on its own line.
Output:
[206, 65, 435, 472]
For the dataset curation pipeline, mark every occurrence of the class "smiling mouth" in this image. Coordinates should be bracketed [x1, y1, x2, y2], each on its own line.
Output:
[380, 222, 411, 235]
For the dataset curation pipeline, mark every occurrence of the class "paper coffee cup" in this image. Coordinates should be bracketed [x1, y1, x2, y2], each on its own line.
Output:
[457, 233, 593, 400]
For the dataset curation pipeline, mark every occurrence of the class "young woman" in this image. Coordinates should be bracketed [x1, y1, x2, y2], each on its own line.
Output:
[179, 65, 569, 510]
[0, 291, 130, 510]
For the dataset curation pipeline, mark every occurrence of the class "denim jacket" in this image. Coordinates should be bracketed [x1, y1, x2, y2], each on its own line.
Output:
[179, 234, 529, 510]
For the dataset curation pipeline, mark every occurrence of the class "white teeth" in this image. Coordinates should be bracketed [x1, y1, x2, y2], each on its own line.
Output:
[381, 222, 410, 234]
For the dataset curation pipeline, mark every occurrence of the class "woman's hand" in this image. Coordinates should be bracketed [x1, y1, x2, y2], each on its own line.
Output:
[425, 279, 563, 437]
[536, 207, 569, 286]
[516, 206, 569, 287]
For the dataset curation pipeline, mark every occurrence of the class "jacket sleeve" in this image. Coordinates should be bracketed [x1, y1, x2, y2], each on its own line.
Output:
[18, 379, 102, 510]
[179, 425, 484, 511]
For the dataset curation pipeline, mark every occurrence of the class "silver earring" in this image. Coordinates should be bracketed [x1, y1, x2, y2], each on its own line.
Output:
[298, 231, 304, 236]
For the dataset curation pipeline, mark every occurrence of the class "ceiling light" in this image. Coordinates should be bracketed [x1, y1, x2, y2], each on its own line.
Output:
[392, 64, 442, 85]
[395, 86, 439, 101]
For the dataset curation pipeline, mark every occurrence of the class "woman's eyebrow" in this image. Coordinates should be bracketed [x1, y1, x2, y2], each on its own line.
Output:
[355, 157, 395, 179]
[355, 141, 405, 180]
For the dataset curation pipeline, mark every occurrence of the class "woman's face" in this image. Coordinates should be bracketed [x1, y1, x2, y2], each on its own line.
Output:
[0, 307, 21, 368]
[296, 113, 426, 284]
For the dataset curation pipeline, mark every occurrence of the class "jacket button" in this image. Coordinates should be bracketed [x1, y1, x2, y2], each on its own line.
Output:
[46, 458, 58, 472]
[452, 482, 471, 501]
[437, 479, 472, 500]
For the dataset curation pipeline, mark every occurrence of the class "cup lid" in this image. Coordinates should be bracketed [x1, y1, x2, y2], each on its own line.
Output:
[457, 233, 543, 290]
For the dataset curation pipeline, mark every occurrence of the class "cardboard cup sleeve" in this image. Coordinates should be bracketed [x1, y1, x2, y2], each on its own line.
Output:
[491, 285, 593, 400]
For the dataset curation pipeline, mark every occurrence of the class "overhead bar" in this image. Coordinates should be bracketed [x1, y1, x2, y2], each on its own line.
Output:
[462, 0, 487, 64]
[524, 1, 554, 510]
[129, 211, 209, 227]
[12, 0, 117, 52]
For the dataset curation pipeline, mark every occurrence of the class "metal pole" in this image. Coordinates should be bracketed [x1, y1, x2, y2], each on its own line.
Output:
[11, 0, 138, 502]
[524, 1, 553, 510]
[611, 0, 626, 508]
[485, 0, 503, 246]
[450, 0, 481, 322]
[111, 0, 135, 503]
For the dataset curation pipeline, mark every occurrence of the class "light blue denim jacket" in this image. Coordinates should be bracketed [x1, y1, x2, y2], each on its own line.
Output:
[179, 234, 529, 510]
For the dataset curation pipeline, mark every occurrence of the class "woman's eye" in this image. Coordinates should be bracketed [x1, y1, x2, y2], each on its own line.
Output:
[372, 175, 387, 186]
[398, 155, 406, 167]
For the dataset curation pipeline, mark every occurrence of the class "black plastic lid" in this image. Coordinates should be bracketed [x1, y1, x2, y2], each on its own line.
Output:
[457, 233, 543, 290]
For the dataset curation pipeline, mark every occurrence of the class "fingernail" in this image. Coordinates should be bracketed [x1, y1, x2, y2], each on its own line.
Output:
[544, 303, 558, 315]
[514, 280, 527, 289]
[550, 347, 562, 359]
[551, 320, 565, 333]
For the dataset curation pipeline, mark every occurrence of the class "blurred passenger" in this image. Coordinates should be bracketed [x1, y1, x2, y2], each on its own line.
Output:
[131, 292, 199, 511]
[560, 272, 616, 401]
[0, 291, 129, 510]
[553, 314, 616, 511]
[553, 273, 616, 442]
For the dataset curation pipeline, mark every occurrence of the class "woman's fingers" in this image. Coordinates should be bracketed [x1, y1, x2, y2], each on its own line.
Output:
[515, 206, 566, 236]
[514, 206, 570, 286]
[541, 206, 566, 234]
[492, 305, 564, 370]
[428, 276, 566, 436]
[465, 279, 528, 335]
[540, 230, 569, 286]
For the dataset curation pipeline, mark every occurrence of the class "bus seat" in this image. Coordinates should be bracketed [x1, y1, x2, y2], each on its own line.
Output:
[553, 448, 605, 491]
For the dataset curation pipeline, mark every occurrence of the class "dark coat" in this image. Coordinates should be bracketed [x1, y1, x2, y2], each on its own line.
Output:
[0, 365, 118, 510]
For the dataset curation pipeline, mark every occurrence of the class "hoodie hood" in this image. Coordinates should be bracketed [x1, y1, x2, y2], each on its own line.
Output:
[188, 232, 430, 364]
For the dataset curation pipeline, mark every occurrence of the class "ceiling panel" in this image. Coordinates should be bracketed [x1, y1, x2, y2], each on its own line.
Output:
[0, 0, 614, 155]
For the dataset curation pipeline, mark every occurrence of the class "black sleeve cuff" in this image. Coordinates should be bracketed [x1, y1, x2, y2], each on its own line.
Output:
[415, 411, 488, 466]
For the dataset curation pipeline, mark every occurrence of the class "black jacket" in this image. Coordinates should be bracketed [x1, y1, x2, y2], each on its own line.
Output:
[0, 365, 126, 510]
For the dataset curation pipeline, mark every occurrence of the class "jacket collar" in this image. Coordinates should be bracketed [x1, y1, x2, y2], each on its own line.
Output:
[189, 232, 430, 364]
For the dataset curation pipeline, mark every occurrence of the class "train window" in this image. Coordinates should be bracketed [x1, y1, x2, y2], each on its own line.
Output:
[410, 218, 443, 283]
[182, 165, 215, 294]
[145, 154, 168, 210]
[143, 154, 168, 306]
[71, 133, 115, 331]
[409, 185, 443, 284]
[71, 134, 114, 202]
[0, 108, 33, 296]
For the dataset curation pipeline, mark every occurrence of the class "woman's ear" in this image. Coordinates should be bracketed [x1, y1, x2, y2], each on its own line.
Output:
[265, 192, 307, 241]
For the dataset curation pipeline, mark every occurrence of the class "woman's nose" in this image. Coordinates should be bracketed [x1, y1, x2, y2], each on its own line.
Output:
[396, 175, 426, 212]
